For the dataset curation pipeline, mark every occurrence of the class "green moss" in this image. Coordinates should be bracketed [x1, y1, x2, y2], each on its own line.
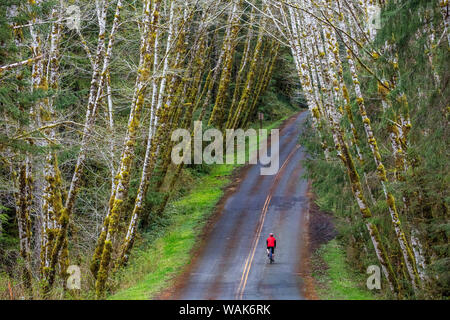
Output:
[90, 226, 109, 277]
[95, 240, 113, 299]
[376, 163, 387, 180]
[386, 193, 396, 209]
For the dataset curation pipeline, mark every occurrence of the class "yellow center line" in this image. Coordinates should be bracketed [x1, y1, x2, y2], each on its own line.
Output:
[235, 144, 301, 299]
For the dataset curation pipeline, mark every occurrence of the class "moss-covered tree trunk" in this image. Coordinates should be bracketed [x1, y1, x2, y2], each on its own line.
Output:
[440, 0, 450, 47]
[40, 6, 65, 293]
[12, 160, 33, 299]
[240, 41, 279, 129]
[339, 1, 421, 292]
[226, 6, 255, 128]
[208, 0, 242, 128]
[94, 0, 161, 299]
[65, 0, 123, 217]
[228, 6, 265, 130]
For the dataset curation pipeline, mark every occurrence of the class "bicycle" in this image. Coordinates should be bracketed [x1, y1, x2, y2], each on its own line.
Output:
[267, 247, 274, 264]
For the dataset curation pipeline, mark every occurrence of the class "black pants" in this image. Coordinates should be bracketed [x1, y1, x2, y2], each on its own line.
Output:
[267, 247, 275, 254]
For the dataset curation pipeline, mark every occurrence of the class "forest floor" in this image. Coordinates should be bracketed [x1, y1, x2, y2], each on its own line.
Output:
[303, 198, 381, 300]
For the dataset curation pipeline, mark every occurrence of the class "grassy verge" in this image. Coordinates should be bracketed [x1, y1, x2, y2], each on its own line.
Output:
[311, 239, 380, 300]
[108, 111, 299, 300]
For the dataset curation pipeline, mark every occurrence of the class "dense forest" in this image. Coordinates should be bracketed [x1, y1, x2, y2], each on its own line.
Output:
[0, 0, 448, 300]
[299, 0, 449, 299]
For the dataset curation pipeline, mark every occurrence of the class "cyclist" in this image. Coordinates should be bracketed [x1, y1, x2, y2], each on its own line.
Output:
[266, 233, 277, 262]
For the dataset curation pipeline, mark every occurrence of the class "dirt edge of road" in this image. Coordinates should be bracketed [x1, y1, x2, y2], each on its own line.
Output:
[156, 112, 304, 300]
[299, 184, 338, 300]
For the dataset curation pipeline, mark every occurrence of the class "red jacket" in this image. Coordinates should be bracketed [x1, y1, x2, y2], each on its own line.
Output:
[266, 236, 276, 248]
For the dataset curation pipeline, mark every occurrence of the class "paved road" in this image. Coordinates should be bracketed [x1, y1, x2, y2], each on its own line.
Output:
[175, 112, 309, 300]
